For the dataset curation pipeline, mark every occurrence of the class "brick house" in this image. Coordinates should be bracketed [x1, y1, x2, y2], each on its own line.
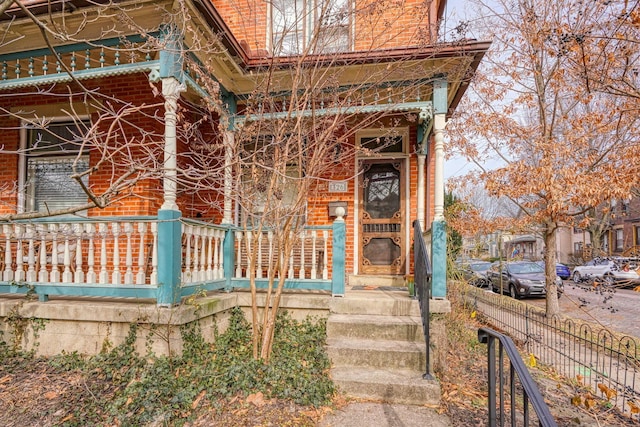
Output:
[0, 0, 489, 307]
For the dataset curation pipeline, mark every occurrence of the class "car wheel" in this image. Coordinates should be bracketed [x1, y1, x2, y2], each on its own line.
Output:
[572, 271, 581, 283]
[509, 284, 520, 299]
[603, 274, 615, 287]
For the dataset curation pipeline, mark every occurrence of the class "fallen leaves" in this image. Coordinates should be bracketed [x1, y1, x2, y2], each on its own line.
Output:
[191, 390, 206, 409]
[597, 383, 617, 401]
[246, 391, 267, 407]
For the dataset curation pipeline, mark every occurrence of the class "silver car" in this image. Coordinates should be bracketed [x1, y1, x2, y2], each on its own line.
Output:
[572, 258, 640, 287]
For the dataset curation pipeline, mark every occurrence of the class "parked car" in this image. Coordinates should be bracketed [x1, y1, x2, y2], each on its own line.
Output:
[460, 260, 492, 287]
[535, 261, 571, 280]
[572, 258, 640, 287]
[488, 261, 563, 299]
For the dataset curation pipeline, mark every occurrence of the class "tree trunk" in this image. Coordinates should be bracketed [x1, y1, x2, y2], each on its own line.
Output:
[544, 225, 560, 317]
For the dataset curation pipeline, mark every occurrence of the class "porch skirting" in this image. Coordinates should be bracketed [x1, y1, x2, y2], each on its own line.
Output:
[0, 291, 332, 357]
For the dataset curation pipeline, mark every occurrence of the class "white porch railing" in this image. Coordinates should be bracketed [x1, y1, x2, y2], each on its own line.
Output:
[181, 220, 226, 285]
[0, 216, 345, 301]
[234, 228, 330, 281]
[0, 218, 158, 286]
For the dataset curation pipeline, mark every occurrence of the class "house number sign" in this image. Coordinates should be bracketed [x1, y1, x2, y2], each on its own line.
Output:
[328, 181, 348, 193]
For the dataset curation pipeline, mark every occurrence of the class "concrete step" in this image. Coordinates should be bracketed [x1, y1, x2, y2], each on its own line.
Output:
[330, 294, 450, 316]
[327, 338, 427, 371]
[330, 295, 420, 316]
[327, 313, 425, 343]
[330, 366, 440, 406]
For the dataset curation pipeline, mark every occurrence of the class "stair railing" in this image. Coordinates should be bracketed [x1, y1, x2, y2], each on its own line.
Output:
[412, 219, 433, 379]
[478, 327, 557, 427]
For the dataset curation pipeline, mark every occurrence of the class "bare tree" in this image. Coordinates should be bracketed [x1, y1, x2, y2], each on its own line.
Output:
[0, 0, 481, 358]
[447, 0, 640, 316]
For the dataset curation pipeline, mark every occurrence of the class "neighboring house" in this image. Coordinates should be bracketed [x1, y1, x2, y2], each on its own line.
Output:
[466, 226, 573, 264]
[0, 0, 489, 306]
[570, 197, 640, 261]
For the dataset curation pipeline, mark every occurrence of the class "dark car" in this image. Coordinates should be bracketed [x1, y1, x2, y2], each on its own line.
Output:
[460, 261, 492, 287]
[488, 261, 563, 299]
[536, 261, 571, 280]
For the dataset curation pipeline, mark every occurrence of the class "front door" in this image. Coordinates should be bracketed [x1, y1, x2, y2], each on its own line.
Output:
[359, 160, 405, 275]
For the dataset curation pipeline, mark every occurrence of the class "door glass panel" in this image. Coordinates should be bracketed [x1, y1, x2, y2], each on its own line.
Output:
[363, 238, 400, 265]
[363, 163, 400, 219]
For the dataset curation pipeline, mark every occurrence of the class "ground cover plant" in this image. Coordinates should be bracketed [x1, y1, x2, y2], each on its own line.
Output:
[0, 307, 334, 426]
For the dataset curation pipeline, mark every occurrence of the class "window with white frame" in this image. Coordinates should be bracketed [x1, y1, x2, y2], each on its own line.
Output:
[615, 228, 624, 251]
[271, 0, 351, 55]
[238, 134, 306, 226]
[23, 120, 90, 214]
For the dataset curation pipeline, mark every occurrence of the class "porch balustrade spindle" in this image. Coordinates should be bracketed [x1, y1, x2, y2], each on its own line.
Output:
[124, 222, 134, 284]
[3, 224, 12, 281]
[62, 231, 73, 283]
[184, 225, 193, 282]
[150, 222, 158, 285]
[192, 229, 201, 281]
[246, 232, 253, 278]
[99, 223, 108, 284]
[74, 224, 85, 284]
[48, 224, 59, 282]
[267, 231, 274, 278]
[213, 231, 221, 279]
[206, 229, 213, 280]
[288, 234, 295, 278]
[14, 225, 24, 282]
[311, 230, 317, 280]
[38, 224, 48, 282]
[199, 229, 207, 281]
[256, 232, 263, 279]
[136, 222, 147, 285]
[112, 223, 121, 285]
[192, 229, 200, 281]
[299, 232, 306, 279]
[86, 223, 97, 284]
[26, 227, 37, 282]
[218, 230, 225, 279]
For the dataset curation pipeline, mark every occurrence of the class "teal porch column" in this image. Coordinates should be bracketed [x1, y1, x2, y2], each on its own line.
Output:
[223, 228, 235, 290]
[331, 208, 346, 296]
[157, 209, 182, 306]
[431, 77, 448, 298]
[430, 220, 447, 298]
[157, 25, 185, 306]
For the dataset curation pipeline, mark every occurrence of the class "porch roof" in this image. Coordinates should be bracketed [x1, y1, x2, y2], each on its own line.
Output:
[0, 0, 491, 116]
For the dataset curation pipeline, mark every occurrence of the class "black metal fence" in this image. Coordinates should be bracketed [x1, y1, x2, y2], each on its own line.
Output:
[466, 286, 640, 418]
[479, 327, 558, 427]
[413, 220, 433, 379]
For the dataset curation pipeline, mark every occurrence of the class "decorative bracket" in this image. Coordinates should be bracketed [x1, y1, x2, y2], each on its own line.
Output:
[417, 105, 432, 155]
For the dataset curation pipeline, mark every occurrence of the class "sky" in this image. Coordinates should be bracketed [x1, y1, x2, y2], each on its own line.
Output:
[442, 0, 479, 180]
[440, 0, 498, 181]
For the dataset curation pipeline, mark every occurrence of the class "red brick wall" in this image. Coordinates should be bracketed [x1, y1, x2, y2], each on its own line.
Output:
[0, 74, 166, 217]
[212, 0, 442, 54]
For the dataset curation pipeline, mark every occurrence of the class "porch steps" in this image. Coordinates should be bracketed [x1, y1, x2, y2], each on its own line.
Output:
[326, 292, 440, 406]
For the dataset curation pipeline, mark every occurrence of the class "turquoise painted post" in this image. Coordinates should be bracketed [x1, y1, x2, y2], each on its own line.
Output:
[223, 227, 235, 291]
[159, 24, 183, 80]
[157, 209, 182, 306]
[331, 212, 346, 296]
[430, 219, 447, 298]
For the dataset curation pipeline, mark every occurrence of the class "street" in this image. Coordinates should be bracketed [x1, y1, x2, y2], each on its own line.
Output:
[526, 281, 640, 339]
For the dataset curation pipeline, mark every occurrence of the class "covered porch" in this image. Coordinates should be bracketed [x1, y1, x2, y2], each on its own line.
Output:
[0, 214, 346, 304]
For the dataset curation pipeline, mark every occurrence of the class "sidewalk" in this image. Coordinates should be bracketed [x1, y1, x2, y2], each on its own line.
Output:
[317, 402, 451, 427]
